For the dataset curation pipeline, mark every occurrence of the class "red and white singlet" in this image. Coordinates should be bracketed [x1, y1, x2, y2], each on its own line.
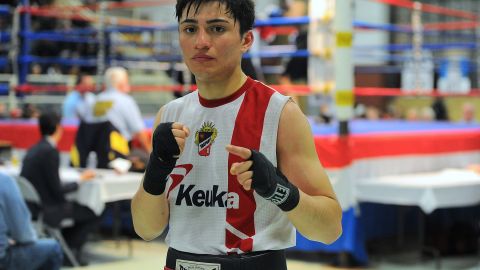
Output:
[161, 77, 295, 255]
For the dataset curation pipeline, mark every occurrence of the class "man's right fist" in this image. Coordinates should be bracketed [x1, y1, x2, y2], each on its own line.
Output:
[143, 122, 190, 196]
[170, 122, 190, 158]
[152, 122, 190, 162]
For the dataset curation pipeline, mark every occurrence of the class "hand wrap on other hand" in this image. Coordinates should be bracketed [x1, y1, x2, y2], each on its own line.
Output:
[143, 122, 180, 195]
[250, 150, 300, 211]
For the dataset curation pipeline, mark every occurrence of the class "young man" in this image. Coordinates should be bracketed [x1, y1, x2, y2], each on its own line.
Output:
[20, 111, 97, 266]
[132, 1, 342, 269]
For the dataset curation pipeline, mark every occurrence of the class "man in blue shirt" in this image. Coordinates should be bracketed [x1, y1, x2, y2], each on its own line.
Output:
[0, 172, 63, 270]
[62, 73, 95, 119]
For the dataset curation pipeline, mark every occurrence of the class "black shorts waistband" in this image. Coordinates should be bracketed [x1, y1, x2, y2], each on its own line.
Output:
[165, 248, 287, 270]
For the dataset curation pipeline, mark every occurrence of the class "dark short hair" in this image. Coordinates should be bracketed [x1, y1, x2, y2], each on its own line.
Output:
[39, 111, 61, 136]
[75, 73, 89, 86]
[175, 0, 255, 36]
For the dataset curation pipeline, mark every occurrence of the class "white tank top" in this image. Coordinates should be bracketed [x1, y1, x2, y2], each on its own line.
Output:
[161, 77, 295, 255]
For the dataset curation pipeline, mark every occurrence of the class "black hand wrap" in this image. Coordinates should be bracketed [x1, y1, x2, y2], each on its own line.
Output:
[250, 150, 300, 212]
[143, 122, 180, 195]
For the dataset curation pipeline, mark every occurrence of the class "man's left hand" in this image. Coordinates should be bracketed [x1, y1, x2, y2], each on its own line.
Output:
[226, 144, 300, 212]
[226, 144, 253, 191]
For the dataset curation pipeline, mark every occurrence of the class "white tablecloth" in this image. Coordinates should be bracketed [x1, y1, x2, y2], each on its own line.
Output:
[69, 169, 143, 215]
[355, 169, 480, 214]
[0, 166, 143, 215]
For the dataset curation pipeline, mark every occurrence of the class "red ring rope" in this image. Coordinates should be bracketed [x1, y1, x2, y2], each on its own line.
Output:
[372, 0, 478, 21]
[15, 84, 480, 97]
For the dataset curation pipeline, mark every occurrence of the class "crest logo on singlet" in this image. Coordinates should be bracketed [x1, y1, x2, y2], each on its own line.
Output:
[195, 122, 218, 156]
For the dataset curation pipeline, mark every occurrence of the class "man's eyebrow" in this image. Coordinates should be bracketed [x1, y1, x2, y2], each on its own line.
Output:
[180, 18, 230, 24]
[206, 19, 230, 24]
[180, 18, 197, 24]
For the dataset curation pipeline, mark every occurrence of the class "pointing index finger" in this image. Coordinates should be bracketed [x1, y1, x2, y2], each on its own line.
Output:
[225, 144, 252, 160]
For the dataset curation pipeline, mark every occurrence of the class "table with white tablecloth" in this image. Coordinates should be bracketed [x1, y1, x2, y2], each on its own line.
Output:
[0, 165, 143, 216]
[355, 169, 480, 213]
[66, 169, 143, 215]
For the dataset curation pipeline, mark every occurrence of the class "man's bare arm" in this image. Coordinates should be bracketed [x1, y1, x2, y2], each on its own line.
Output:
[131, 107, 169, 241]
[278, 100, 342, 243]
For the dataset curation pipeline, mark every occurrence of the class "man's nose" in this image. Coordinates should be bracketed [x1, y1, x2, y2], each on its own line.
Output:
[194, 28, 211, 49]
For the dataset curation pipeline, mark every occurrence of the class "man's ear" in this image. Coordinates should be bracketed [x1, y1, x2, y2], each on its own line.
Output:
[240, 30, 254, 53]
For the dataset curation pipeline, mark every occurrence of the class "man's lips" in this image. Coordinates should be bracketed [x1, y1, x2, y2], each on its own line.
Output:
[192, 54, 214, 62]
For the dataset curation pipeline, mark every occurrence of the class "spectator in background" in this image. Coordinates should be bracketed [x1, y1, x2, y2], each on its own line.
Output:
[20, 111, 97, 266]
[279, 30, 308, 85]
[31, 63, 42, 75]
[0, 103, 7, 119]
[405, 107, 419, 121]
[21, 103, 39, 119]
[62, 73, 95, 119]
[8, 107, 22, 119]
[0, 172, 63, 270]
[279, 0, 308, 85]
[462, 102, 476, 123]
[432, 97, 449, 121]
[420, 107, 435, 122]
[366, 106, 380, 120]
[81, 67, 151, 153]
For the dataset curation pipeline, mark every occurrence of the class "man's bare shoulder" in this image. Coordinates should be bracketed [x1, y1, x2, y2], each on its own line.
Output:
[277, 99, 315, 156]
[278, 100, 310, 134]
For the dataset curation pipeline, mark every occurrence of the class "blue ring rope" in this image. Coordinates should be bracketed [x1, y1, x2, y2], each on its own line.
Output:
[19, 21, 477, 43]
[0, 58, 8, 68]
[17, 41, 477, 68]
[19, 56, 98, 66]
[354, 21, 477, 40]
[31, 28, 98, 36]
[0, 84, 9, 95]
[0, 5, 9, 16]
[110, 41, 175, 49]
[356, 42, 477, 51]
[0, 32, 10, 43]
[106, 25, 178, 33]
[21, 31, 98, 43]
[254, 16, 310, 27]
[244, 49, 310, 59]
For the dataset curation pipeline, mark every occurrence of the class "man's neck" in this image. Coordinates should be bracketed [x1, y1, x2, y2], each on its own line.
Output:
[46, 135, 57, 147]
[197, 71, 247, 100]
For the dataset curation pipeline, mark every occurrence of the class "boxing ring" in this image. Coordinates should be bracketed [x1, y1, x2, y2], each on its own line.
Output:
[1, 118, 479, 263]
[1, 0, 480, 265]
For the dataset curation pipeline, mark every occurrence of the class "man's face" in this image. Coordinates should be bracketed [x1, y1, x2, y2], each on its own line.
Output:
[178, 2, 252, 83]
[117, 73, 131, 93]
[82, 76, 94, 87]
[79, 76, 95, 92]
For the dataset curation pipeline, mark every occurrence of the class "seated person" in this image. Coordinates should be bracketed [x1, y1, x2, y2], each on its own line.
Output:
[0, 172, 63, 270]
[20, 111, 97, 266]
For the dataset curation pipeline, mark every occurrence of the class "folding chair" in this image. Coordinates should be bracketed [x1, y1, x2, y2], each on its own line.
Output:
[14, 176, 80, 267]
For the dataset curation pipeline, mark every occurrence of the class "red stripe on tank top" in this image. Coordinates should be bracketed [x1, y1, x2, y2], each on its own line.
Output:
[226, 78, 275, 252]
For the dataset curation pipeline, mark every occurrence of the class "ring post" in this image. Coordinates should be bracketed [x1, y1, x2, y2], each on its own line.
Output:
[96, 1, 107, 92]
[19, 0, 30, 87]
[334, 0, 354, 136]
